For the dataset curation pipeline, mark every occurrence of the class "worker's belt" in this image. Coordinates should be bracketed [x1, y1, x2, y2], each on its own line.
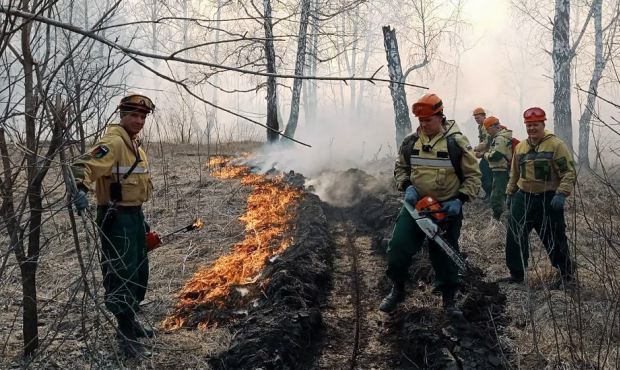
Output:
[517, 189, 555, 197]
[97, 205, 142, 213]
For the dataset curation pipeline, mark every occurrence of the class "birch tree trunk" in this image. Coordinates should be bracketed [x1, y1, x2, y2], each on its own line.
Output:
[552, 0, 573, 151]
[283, 0, 311, 139]
[382, 26, 412, 147]
[212, 0, 222, 124]
[577, 0, 603, 167]
[263, 0, 280, 142]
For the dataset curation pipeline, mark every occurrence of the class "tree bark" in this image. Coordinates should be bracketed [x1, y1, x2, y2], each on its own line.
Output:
[577, 0, 603, 167]
[263, 0, 280, 142]
[552, 0, 573, 151]
[20, 0, 39, 356]
[283, 0, 311, 140]
[382, 26, 412, 147]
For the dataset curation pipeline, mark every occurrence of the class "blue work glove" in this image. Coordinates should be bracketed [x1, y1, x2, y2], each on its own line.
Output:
[73, 190, 89, 214]
[550, 193, 566, 211]
[404, 185, 420, 205]
[440, 198, 462, 217]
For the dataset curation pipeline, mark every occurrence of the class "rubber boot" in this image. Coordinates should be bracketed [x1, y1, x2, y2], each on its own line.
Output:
[130, 316, 154, 338]
[115, 312, 150, 358]
[379, 281, 405, 313]
[442, 291, 464, 320]
[495, 273, 524, 284]
[549, 272, 574, 291]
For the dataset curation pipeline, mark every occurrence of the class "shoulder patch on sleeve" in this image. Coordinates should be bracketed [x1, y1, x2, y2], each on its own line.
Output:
[90, 145, 110, 159]
[452, 133, 472, 151]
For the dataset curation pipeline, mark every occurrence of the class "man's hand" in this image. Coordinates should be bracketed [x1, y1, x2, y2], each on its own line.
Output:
[74, 190, 89, 214]
[475, 151, 483, 159]
[550, 193, 566, 211]
[404, 185, 420, 205]
[440, 198, 462, 217]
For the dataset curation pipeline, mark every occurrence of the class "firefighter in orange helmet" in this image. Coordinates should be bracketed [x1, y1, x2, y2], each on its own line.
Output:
[380, 93, 481, 317]
[482, 116, 513, 220]
[72, 93, 156, 358]
[501, 107, 575, 289]
[472, 107, 493, 200]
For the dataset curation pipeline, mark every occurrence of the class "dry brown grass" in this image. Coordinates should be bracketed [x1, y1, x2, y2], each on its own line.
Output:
[463, 170, 620, 369]
[0, 141, 261, 369]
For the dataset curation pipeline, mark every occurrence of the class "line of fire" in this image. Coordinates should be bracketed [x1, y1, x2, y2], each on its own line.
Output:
[162, 156, 303, 331]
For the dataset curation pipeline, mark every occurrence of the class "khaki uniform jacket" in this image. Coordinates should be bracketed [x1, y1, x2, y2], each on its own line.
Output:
[72, 124, 153, 206]
[506, 130, 575, 196]
[483, 128, 512, 172]
[394, 121, 481, 202]
[474, 124, 489, 152]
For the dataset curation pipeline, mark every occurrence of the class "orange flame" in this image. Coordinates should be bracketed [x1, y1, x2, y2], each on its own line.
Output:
[191, 218, 205, 230]
[162, 156, 302, 330]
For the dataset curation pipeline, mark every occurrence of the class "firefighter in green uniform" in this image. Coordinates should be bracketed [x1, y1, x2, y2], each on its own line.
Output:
[72, 94, 155, 357]
[379, 93, 481, 315]
[502, 107, 575, 289]
[482, 116, 513, 220]
[473, 107, 493, 200]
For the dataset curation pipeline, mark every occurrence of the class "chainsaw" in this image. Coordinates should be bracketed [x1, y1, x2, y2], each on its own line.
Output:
[401, 197, 468, 272]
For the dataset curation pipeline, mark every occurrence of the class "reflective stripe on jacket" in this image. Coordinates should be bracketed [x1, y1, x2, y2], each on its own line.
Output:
[394, 123, 481, 202]
[72, 124, 153, 206]
[484, 128, 512, 171]
[506, 130, 575, 196]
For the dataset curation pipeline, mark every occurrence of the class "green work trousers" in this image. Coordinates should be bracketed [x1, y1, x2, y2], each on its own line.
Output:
[505, 190, 573, 279]
[96, 206, 149, 315]
[480, 158, 493, 198]
[491, 171, 509, 219]
[386, 206, 462, 295]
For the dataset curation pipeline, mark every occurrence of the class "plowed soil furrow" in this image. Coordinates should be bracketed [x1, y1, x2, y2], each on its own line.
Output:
[314, 209, 397, 370]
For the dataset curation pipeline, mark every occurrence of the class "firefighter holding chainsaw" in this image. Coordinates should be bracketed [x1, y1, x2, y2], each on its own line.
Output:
[72, 94, 158, 357]
[482, 116, 513, 220]
[502, 107, 575, 289]
[380, 93, 481, 316]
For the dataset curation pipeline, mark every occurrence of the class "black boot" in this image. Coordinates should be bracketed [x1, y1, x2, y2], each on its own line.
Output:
[379, 281, 405, 313]
[130, 316, 154, 338]
[115, 312, 150, 358]
[549, 273, 574, 290]
[442, 291, 464, 320]
[496, 273, 524, 284]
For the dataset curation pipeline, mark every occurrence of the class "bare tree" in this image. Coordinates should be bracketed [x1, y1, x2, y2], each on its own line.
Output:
[577, 0, 620, 167]
[383, 26, 412, 147]
[283, 0, 311, 140]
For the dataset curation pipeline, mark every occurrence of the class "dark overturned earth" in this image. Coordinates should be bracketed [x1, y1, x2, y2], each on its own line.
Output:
[210, 169, 511, 369]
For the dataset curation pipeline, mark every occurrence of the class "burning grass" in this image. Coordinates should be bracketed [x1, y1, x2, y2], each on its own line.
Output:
[162, 156, 302, 330]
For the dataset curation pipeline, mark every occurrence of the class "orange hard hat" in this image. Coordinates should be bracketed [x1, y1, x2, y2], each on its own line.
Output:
[472, 107, 486, 116]
[483, 116, 500, 129]
[412, 93, 443, 118]
[415, 196, 446, 221]
[523, 107, 546, 123]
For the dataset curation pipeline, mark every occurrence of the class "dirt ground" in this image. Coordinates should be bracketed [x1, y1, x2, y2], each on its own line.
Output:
[1, 142, 620, 369]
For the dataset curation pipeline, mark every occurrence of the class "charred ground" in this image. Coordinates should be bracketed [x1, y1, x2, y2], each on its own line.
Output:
[2, 144, 619, 369]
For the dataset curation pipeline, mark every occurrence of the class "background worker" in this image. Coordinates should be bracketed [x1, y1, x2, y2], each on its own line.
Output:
[502, 107, 575, 289]
[380, 93, 481, 316]
[482, 116, 513, 220]
[472, 107, 493, 200]
[72, 94, 156, 358]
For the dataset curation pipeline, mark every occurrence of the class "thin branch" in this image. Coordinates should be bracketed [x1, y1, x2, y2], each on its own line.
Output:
[0, 7, 428, 89]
